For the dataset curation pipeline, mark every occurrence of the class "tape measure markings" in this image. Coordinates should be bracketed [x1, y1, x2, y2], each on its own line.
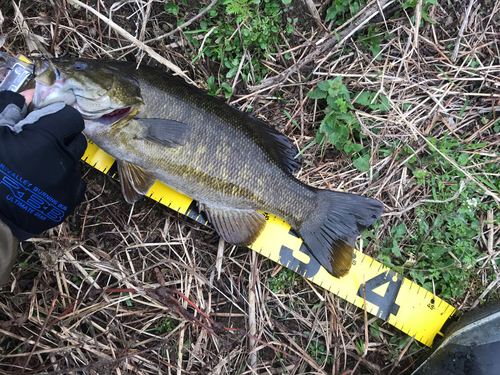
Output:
[81, 140, 456, 347]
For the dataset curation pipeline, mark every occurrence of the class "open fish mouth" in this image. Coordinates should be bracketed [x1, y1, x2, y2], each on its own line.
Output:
[96, 106, 133, 125]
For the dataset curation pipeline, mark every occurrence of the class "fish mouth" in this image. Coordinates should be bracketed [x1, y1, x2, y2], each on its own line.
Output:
[33, 60, 72, 107]
[94, 106, 133, 126]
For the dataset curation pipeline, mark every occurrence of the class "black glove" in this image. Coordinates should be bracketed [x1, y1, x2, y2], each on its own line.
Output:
[0, 90, 87, 241]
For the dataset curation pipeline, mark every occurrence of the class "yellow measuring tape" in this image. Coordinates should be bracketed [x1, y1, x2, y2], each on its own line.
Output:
[82, 141, 456, 347]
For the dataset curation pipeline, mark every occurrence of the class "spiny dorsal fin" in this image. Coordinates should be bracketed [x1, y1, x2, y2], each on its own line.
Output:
[237, 112, 302, 174]
[118, 161, 157, 203]
[203, 205, 266, 246]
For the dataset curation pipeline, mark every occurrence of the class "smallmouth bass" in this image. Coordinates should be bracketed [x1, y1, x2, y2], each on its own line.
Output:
[32, 58, 384, 278]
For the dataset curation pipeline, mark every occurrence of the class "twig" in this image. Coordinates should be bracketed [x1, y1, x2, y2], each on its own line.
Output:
[142, 0, 218, 46]
[303, 0, 323, 28]
[248, 251, 258, 368]
[413, 0, 422, 50]
[23, 292, 59, 371]
[216, 237, 225, 280]
[383, 180, 468, 217]
[68, 0, 195, 85]
[389, 335, 415, 374]
[452, 0, 476, 62]
[248, 0, 395, 92]
[471, 277, 499, 309]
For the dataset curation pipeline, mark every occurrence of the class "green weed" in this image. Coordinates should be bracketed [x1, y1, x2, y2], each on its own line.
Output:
[172, 0, 296, 83]
[377, 137, 500, 299]
[305, 337, 334, 365]
[268, 267, 298, 293]
[388, 334, 420, 361]
[206, 75, 233, 98]
[403, 0, 437, 25]
[325, 0, 366, 25]
[304, 77, 390, 171]
[157, 317, 179, 333]
[369, 319, 381, 338]
[355, 339, 365, 354]
[325, 1, 397, 60]
[164, 1, 180, 16]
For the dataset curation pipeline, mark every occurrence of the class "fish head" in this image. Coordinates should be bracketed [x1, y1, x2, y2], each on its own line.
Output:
[33, 58, 143, 123]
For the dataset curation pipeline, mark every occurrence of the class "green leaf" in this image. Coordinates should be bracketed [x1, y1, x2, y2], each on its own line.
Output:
[338, 112, 356, 124]
[226, 67, 238, 78]
[353, 154, 371, 172]
[391, 239, 401, 257]
[355, 92, 372, 106]
[335, 97, 348, 113]
[220, 82, 233, 98]
[207, 76, 216, 90]
[391, 223, 407, 238]
[369, 43, 382, 59]
[165, 1, 179, 15]
[325, 8, 338, 23]
[344, 142, 353, 154]
[351, 143, 363, 153]
[403, 0, 418, 9]
[330, 122, 349, 149]
[379, 94, 391, 111]
[458, 153, 469, 166]
[421, 10, 436, 24]
[369, 322, 380, 337]
[206, 76, 220, 96]
[308, 88, 328, 99]
[315, 130, 326, 144]
[326, 95, 338, 109]
[317, 81, 330, 92]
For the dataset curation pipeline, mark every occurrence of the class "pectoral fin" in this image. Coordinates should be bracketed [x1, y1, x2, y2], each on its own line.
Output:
[118, 161, 157, 203]
[134, 118, 190, 147]
[202, 205, 266, 246]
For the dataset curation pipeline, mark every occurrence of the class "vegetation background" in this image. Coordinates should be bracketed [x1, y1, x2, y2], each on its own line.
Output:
[0, 0, 499, 373]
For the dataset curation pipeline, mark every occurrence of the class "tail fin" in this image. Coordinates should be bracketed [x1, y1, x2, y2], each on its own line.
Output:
[298, 190, 384, 278]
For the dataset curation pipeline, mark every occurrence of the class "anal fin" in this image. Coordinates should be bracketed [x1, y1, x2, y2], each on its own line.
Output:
[118, 161, 157, 203]
[203, 205, 266, 246]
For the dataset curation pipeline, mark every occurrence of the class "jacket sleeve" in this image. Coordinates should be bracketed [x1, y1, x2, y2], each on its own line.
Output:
[0, 218, 19, 285]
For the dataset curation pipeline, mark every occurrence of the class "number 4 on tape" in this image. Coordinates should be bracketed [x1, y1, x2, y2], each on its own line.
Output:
[358, 270, 403, 320]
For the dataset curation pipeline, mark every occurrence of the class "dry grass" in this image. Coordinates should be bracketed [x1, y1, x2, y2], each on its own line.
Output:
[1, 0, 499, 374]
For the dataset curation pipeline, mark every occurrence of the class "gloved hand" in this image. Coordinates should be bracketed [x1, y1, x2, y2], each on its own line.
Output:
[0, 90, 87, 241]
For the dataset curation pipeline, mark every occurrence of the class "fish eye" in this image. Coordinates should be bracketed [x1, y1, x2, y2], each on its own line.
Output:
[73, 61, 89, 71]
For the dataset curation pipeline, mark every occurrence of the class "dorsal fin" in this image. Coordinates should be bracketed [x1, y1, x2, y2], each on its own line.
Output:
[243, 114, 302, 174]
